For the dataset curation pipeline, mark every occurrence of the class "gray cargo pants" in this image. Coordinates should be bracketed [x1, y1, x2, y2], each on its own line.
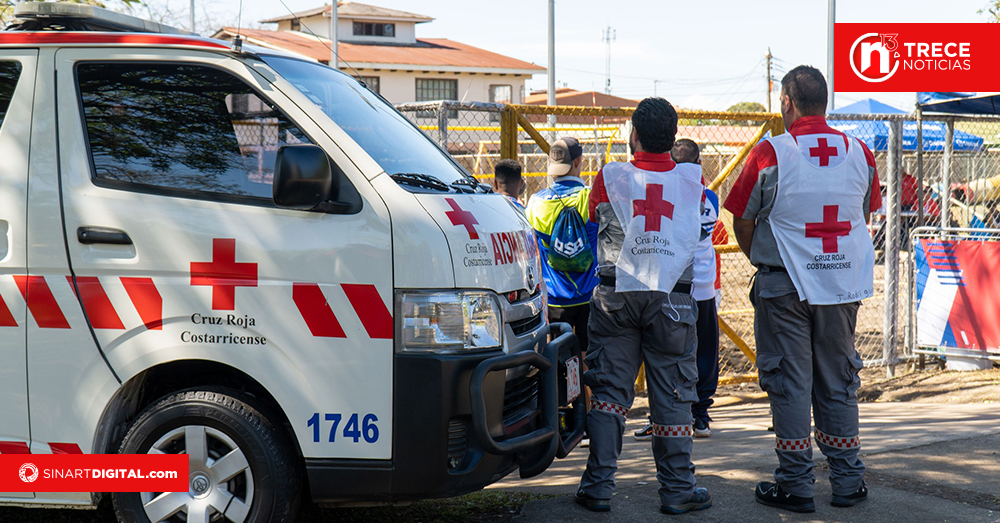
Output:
[577, 283, 700, 506]
[752, 270, 866, 498]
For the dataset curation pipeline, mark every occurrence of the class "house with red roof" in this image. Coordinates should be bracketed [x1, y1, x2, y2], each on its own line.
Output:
[212, 2, 543, 104]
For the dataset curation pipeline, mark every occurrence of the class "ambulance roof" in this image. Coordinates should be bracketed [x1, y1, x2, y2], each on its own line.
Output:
[0, 2, 277, 56]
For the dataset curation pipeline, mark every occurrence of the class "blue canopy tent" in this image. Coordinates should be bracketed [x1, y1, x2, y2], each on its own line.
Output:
[828, 98, 984, 152]
[918, 92, 1000, 115]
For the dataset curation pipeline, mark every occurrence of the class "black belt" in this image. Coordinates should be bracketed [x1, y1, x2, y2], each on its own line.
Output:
[599, 274, 692, 294]
[760, 265, 787, 273]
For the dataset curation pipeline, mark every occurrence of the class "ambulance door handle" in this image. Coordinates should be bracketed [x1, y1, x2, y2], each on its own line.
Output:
[77, 226, 133, 246]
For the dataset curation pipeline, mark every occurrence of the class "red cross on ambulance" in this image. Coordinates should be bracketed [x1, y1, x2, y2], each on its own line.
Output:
[805, 205, 852, 254]
[445, 198, 480, 240]
[190, 238, 258, 310]
[632, 183, 674, 232]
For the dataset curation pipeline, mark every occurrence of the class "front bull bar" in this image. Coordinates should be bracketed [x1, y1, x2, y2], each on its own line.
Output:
[468, 322, 585, 479]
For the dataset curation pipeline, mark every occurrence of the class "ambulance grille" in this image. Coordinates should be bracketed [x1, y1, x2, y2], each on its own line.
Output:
[509, 313, 543, 336]
[502, 373, 539, 423]
[447, 419, 467, 469]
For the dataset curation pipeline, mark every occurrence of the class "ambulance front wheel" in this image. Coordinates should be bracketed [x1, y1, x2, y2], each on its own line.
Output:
[112, 388, 301, 523]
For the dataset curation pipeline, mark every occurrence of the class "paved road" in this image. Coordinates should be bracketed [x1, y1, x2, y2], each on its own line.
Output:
[490, 402, 1000, 522]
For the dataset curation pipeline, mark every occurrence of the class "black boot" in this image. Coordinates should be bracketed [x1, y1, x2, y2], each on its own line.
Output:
[754, 481, 815, 513]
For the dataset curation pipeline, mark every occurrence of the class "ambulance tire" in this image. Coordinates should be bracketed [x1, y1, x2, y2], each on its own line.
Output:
[112, 388, 301, 523]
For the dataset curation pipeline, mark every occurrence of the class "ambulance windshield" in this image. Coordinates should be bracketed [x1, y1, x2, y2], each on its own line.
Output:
[263, 56, 472, 187]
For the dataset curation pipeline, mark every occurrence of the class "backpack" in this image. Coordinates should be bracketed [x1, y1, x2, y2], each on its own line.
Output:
[547, 198, 594, 273]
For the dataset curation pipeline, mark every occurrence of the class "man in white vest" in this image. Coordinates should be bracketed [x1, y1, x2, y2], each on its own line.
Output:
[724, 65, 882, 513]
[575, 97, 710, 515]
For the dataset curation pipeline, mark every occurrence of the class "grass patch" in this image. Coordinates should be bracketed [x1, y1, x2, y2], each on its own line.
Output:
[0, 491, 550, 523]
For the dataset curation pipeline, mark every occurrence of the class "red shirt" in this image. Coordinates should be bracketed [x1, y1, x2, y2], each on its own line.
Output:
[724, 115, 882, 218]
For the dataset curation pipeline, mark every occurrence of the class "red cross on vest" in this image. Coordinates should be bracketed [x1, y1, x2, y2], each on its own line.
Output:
[809, 137, 838, 167]
[445, 197, 479, 240]
[632, 183, 674, 232]
[805, 205, 852, 254]
[191, 238, 258, 310]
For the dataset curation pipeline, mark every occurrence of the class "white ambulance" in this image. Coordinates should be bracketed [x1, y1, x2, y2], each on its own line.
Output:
[0, 3, 584, 522]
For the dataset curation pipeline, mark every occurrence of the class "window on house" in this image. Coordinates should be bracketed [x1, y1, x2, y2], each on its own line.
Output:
[489, 85, 512, 104]
[416, 78, 458, 118]
[489, 85, 512, 122]
[416, 78, 457, 102]
[290, 19, 300, 31]
[353, 76, 380, 95]
[352, 22, 395, 37]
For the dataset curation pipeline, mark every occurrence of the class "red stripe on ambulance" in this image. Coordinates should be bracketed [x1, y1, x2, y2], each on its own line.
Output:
[292, 283, 347, 338]
[0, 442, 29, 454]
[0, 291, 17, 327]
[342, 284, 394, 339]
[47, 443, 84, 454]
[14, 275, 70, 329]
[121, 277, 163, 330]
[0, 442, 85, 454]
[68, 276, 125, 330]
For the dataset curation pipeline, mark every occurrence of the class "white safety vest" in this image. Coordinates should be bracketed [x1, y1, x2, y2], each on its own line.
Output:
[768, 132, 876, 305]
[692, 188, 719, 301]
[602, 161, 703, 293]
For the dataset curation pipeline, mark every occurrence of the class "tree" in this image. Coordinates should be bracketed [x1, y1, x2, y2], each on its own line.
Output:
[979, 1, 1000, 21]
[726, 102, 767, 114]
[724, 101, 768, 126]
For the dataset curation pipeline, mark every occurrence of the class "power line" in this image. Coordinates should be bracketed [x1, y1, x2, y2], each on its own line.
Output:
[558, 64, 762, 85]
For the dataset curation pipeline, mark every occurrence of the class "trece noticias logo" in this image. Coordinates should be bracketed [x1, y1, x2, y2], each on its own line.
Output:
[835, 24, 996, 92]
[849, 32, 970, 83]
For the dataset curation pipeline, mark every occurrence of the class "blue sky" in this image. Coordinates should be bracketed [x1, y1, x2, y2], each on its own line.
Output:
[165, 0, 993, 111]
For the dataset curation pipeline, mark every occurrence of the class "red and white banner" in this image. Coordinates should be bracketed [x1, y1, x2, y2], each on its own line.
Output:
[0, 454, 188, 492]
[834, 23, 1000, 92]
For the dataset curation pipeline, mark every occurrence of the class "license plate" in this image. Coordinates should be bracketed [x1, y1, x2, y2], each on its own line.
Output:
[566, 356, 581, 402]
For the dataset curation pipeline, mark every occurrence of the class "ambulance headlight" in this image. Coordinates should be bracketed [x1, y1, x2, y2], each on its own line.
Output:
[397, 291, 503, 353]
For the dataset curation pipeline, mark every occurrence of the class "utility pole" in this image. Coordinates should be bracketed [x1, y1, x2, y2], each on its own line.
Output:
[602, 26, 615, 95]
[330, 1, 338, 68]
[653, 79, 661, 97]
[547, 0, 556, 135]
[190, 0, 195, 32]
[766, 48, 772, 112]
[827, 0, 836, 111]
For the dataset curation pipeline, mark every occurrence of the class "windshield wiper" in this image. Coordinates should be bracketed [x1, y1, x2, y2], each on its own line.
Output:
[389, 172, 451, 192]
[450, 177, 492, 194]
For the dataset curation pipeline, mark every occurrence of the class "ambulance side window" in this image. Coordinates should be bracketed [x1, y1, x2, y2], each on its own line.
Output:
[0, 61, 22, 130]
[76, 62, 311, 204]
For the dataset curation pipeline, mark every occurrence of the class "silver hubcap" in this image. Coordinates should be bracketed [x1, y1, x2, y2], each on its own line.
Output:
[141, 426, 254, 523]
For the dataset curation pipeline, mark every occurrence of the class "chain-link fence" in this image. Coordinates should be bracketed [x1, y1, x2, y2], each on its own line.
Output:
[395, 101, 1000, 380]
[395, 101, 631, 196]
[827, 113, 1000, 371]
[396, 101, 777, 382]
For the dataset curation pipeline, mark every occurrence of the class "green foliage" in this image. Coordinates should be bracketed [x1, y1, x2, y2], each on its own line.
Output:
[679, 101, 770, 126]
[726, 101, 767, 113]
[979, 1, 1000, 21]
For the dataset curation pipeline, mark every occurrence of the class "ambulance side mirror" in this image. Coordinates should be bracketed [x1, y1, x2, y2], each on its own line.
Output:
[273, 144, 333, 210]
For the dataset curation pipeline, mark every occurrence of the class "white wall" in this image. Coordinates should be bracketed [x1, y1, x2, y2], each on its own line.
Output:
[347, 69, 528, 105]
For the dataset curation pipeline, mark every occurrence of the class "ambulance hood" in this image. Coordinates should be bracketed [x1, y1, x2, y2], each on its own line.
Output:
[416, 194, 542, 295]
